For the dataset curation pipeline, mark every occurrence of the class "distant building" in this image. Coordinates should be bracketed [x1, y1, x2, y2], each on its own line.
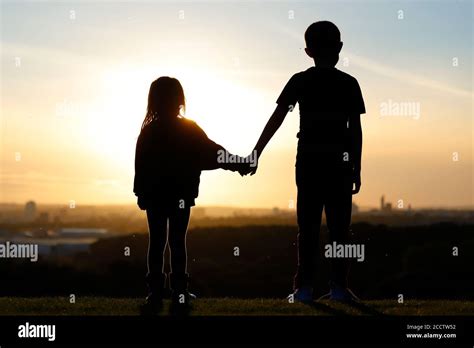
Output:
[24, 201, 37, 222]
[380, 195, 392, 212]
[57, 228, 108, 238]
[37, 212, 49, 224]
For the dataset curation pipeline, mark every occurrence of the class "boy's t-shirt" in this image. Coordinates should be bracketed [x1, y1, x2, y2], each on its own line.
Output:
[276, 66, 365, 169]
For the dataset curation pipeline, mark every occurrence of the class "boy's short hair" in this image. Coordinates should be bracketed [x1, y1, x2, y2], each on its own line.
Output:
[305, 21, 341, 55]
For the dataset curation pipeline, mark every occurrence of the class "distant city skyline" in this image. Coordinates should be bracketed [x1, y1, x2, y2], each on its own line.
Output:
[1, 198, 473, 213]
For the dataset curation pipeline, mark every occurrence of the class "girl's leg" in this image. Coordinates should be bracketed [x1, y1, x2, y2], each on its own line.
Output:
[145, 207, 168, 298]
[168, 206, 191, 301]
[168, 206, 191, 275]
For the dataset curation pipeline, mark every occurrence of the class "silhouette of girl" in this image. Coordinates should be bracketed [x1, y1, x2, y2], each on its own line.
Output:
[134, 76, 243, 313]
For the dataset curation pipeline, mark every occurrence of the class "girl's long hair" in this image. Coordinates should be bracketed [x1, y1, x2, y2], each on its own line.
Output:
[141, 76, 185, 130]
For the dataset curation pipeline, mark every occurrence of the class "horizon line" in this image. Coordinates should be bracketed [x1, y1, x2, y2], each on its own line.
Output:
[0, 201, 473, 211]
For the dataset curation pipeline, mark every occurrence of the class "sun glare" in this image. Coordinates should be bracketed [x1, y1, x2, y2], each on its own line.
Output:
[86, 65, 269, 169]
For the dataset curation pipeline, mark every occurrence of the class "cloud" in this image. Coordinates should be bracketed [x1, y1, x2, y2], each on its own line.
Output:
[2, 41, 87, 65]
[0, 171, 92, 186]
[282, 28, 472, 99]
[346, 52, 472, 99]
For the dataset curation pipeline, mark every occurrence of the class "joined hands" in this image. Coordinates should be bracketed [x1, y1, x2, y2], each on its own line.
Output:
[237, 152, 258, 176]
[225, 153, 258, 176]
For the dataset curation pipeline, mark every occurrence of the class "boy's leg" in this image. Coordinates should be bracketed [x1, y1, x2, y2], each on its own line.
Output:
[294, 183, 324, 290]
[168, 206, 191, 297]
[324, 173, 353, 288]
[145, 208, 168, 301]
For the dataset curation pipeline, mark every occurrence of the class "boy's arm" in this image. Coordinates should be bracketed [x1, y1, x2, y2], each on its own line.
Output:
[248, 104, 289, 175]
[350, 113, 363, 194]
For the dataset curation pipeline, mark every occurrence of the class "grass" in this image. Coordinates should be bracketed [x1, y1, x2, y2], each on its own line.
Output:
[0, 297, 473, 316]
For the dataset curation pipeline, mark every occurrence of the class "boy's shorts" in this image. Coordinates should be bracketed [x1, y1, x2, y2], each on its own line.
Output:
[137, 196, 196, 212]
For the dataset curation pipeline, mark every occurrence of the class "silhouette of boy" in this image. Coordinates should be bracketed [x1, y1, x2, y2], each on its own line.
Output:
[246, 21, 365, 302]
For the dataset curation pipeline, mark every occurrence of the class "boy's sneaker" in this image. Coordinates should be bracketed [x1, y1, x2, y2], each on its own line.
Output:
[287, 286, 313, 303]
[170, 291, 196, 316]
[318, 281, 360, 302]
[169, 273, 195, 307]
[172, 291, 197, 306]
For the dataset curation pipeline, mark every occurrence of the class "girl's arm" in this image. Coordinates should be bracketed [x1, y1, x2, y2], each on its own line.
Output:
[133, 132, 145, 196]
[191, 121, 247, 172]
[133, 131, 148, 209]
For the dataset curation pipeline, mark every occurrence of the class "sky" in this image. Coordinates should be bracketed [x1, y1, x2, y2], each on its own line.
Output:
[1, 0, 472, 209]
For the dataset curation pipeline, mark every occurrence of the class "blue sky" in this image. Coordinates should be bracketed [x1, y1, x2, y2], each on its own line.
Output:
[1, 0, 472, 208]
